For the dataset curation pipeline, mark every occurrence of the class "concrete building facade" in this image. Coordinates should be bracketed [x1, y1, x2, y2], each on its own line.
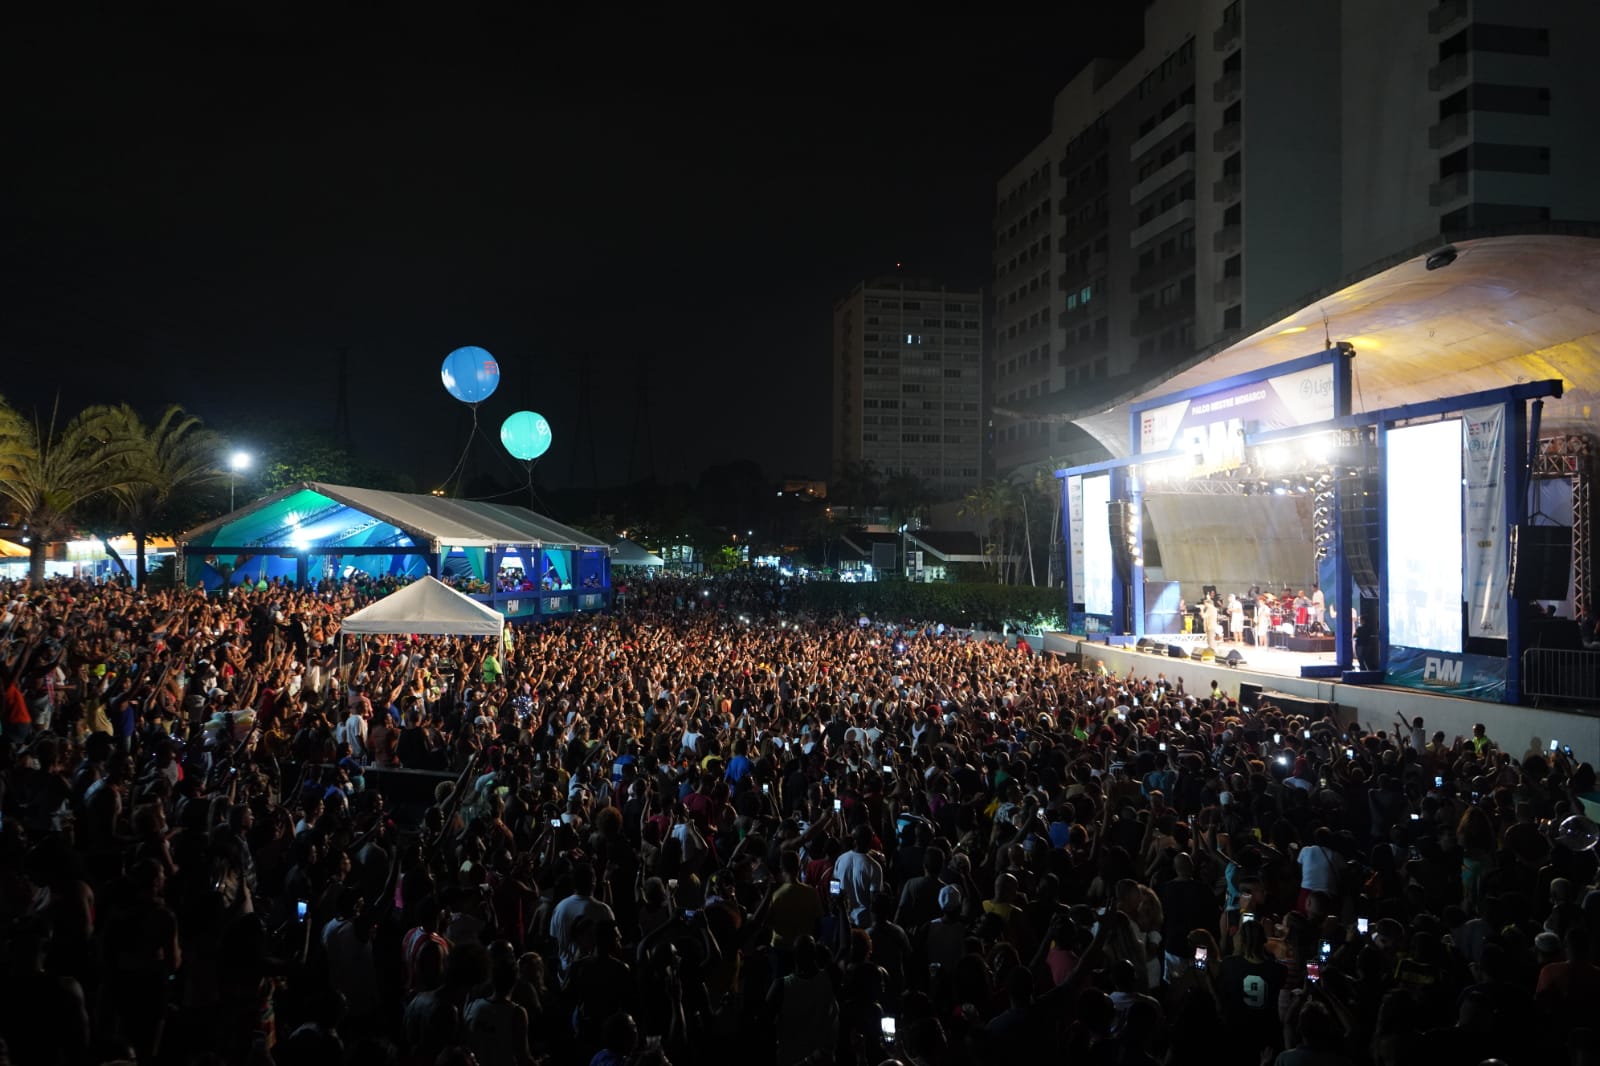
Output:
[991, 0, 1600, 475]
[832, 277, 983, 501]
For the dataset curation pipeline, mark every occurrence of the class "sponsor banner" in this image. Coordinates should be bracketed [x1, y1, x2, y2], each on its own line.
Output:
[1463, 406, 1507, 638]
[1137, 362, 1336, 461]
[1067, 475, 1084, 605]
[1386, 645, 1507, 702]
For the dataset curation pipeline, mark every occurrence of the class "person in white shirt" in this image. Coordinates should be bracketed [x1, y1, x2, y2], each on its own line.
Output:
[832, 824, 883, 927]
[1310, 585, 1326, 630]
[1297, 827, 1340, 908]
[548, 865, 614, 976]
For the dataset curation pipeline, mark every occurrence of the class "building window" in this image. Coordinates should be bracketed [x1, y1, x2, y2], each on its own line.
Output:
[1223, 305, 1242, 330]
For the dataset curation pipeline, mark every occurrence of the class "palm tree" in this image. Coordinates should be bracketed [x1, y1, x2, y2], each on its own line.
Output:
[961, 478, 1023, 583]
[833, 459, 881, 521]
[0, 398, 142, 582]
[101, 404, 224, 587]
[883, 470, 931, 529]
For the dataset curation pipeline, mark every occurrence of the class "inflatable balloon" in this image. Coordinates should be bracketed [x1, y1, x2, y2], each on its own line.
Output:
[441, 347, 500, 404]
[500, 410, 553, 461]
[1555, 814, 1600, 851]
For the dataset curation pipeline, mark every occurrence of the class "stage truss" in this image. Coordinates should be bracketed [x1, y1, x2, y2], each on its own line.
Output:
[1534, 433, 1594, 614]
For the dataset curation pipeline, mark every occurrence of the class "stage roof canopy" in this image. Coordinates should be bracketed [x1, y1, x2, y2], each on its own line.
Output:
[1021, 233, 1600, 457]
[182, 482, 611, 553]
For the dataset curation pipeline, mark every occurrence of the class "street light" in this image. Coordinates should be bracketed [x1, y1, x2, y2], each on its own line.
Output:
[229, 451, 252, 510]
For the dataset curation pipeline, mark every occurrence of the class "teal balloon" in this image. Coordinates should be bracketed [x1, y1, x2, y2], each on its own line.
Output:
[441, 346, 500, 404]
[501, 410, 553, 460]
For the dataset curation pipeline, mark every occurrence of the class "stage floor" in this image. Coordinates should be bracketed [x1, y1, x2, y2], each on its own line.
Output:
[1118, 632, 1341, 683]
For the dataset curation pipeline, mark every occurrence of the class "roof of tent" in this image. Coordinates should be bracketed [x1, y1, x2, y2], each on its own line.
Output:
[994, 232, 1600, 458]
[611, 539, 664, 567]
[181, 482, 610, 552]
[340, 576, 505, 636]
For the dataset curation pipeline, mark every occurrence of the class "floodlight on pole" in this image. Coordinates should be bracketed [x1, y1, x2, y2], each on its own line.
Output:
[228, 451, 252, 511]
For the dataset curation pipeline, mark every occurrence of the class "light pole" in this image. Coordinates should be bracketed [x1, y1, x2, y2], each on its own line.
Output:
[229, 451, 252, 511]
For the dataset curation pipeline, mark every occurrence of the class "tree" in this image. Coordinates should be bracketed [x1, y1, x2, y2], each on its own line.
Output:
[101, 404, 225, 587]
[960, 477, 1027, 585]
[832, 459, 881, 519]
[883, 470, 932, 529]
[0, 398, 142, 582]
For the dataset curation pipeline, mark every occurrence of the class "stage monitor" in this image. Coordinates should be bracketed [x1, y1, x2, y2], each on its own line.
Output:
[1385, 419, 1463, 653]
[1082, 473, 1113, 616]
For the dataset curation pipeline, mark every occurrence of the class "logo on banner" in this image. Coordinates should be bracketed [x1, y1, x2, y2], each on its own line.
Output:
[1423, 657, 1464, 685]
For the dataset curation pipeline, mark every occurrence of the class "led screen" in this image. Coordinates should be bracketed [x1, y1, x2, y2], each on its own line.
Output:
[1082, 474, 1113, 616]
[1386, 420, 1463, 653]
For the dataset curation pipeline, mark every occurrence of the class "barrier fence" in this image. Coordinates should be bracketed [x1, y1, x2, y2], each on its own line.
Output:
[1522, 648, 1600, 706]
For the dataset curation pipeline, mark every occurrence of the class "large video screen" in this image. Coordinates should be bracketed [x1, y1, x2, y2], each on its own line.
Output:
[1082, 473, 1113, 616]
[1386, 420, 1463, 653]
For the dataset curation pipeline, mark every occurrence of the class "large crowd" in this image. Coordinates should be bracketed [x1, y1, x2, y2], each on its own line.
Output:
[1, 570, 1598, 1066]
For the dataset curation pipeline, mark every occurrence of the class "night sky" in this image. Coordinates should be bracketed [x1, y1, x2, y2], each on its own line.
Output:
[1, 8, 1135, 492]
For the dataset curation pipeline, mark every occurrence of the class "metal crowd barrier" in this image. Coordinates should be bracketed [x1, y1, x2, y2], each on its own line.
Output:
[1522, 648, 1600, 706]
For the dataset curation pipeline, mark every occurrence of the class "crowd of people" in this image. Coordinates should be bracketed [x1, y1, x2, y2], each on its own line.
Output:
[1, 570, 1598, 1066]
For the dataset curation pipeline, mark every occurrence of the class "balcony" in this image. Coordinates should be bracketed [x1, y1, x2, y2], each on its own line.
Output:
[1129, 151, 1195, 204]
[1129, 103, 1195, 161]
[1214, 276, 1242, 304]
[1213, 17, 1241, 51]
[1428, 52, 1469, 92]
[1428, 111, 1469, 149]
[1131, 302, 1194, 336]
[1057, 126, 1110, 171]
[1429, 171, 1469, 206]
[1212, 69, 1242, 103]
[1428, 0, 1468, 34]
[1212, 172, 1241, 203]
[1130, 248, 1196, 293]
[1129, 200, 1196, 248]
[1058, 251, 1107, 287]
[1213, 224, 1242, 254]
[1058, 303, 1095, 330]
[1213, 121, 1242, 154]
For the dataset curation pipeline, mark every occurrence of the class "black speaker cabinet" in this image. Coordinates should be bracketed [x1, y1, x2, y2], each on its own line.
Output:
[1510, 525, 1571, 600]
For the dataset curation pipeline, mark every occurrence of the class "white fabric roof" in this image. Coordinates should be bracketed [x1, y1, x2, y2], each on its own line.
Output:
[611, 539, 664, 567]
[340, 576, 505, 636]
[181, 481, 611, 551]
[1028, 233, 1600, 458]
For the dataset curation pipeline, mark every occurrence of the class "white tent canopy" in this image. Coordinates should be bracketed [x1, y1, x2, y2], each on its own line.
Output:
[611, 539, 664, 568]
[340, 576, 505, 637]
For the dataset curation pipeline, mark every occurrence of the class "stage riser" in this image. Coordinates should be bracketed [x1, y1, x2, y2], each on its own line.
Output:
[1034, 633, 1599, 766]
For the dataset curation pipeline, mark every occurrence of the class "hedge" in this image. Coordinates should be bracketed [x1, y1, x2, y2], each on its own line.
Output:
[794, 581, 1066, 631]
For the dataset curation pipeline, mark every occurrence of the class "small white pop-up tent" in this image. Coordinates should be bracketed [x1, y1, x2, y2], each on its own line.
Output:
[340, 576, 505, 637]
[610, 538, 664, 569]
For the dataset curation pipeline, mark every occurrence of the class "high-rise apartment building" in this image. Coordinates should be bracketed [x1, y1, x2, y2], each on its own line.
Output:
[832, 277, 984, 501]
[991, 0, 1600, 476]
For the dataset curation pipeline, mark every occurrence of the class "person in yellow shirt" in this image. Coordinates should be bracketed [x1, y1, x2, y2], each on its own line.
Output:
[767, 851, 822, 955]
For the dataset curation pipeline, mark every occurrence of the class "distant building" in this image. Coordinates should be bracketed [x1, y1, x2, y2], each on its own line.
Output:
[991, 0, 1600, 477]
[832, 277, 984, 501]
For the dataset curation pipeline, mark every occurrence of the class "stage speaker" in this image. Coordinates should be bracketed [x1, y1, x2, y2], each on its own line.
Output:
[1510, 525, 1572, 600]
[1167, 644, 1187, 658]
[1225, 649, 1245, 667]
[1341, 468, 1382, 598]
[1192, 647, 1215, 661]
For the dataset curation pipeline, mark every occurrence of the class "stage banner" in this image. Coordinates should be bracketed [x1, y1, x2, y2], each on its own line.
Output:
[1386, 645, 1507, 702]
[1463, 406, 1507, 638]
[1067, 475, 1084, 606]
[1137, 361, 1335, 469]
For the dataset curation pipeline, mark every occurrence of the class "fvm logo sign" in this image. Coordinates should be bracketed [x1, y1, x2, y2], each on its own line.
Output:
[1423, 657, 1464, 685]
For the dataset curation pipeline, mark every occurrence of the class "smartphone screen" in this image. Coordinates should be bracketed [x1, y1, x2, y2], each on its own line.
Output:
[550, 818, 562, 828]
[1306, 961, 1321, 983]
[833, 798, 842, 813]
[1551, 739, 1560, 752]
[830, 879, 842, 897]
[881, 1017, 896, 1042]
[1357, 917, 1370, 934]
[1193, 945, 1208, 970]
[1345, 748, 1354, 760]
[762, 783, 770, 794]
[1159, 742, 1167, 752]
[1434, 776, 1444, 788]
[1319, 940, 1332, 961]
[1303, 729, 1311, 739]
[296, 899, 309, 921]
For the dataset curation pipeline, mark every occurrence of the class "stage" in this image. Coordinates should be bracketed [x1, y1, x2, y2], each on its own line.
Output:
[1025, 630, 1600, 766]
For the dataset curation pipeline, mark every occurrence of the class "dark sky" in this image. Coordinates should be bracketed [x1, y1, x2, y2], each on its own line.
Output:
[1, 6, 1137, 492]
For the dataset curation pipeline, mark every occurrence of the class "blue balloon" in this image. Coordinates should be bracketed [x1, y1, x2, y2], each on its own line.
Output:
[500, 410, 553, 461]
[441, 346, 501, 404]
